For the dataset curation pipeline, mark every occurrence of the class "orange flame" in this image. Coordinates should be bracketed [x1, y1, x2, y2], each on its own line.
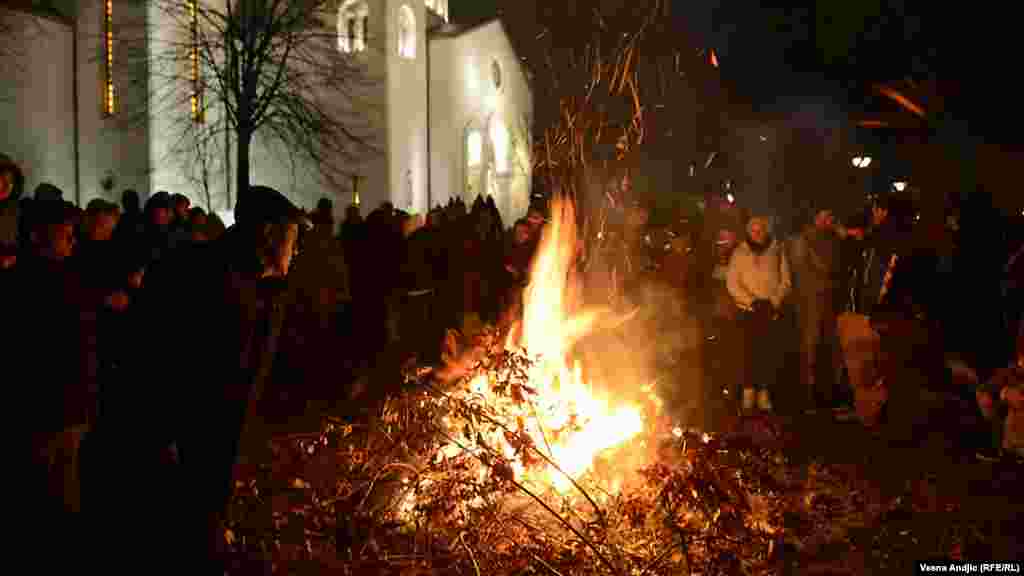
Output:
[436, 196, 657, 496]
[510, 196, 649, 491]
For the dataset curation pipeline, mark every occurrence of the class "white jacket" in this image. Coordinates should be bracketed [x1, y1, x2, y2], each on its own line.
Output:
[726, 240, 792, 311]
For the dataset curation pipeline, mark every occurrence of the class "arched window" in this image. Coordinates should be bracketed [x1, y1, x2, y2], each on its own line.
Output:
[489, 118, 510, 175]
[464, 122, 485, 199]
[338, 0, 369, 53]
[397, 5, 416, 59]
[466, 130, 482, 167]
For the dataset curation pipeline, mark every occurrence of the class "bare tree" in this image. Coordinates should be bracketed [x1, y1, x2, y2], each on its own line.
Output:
[120, 0, 382, 202]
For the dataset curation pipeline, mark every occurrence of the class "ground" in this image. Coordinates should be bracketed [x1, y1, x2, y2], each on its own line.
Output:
[233, 343, 1022, 575]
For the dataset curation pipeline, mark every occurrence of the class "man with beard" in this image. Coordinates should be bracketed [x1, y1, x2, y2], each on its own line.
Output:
[726, 216, 792, 413]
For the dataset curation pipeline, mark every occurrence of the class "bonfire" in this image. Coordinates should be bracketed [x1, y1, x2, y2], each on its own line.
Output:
[221, 195, 984, 575]
[225, 193, 797, 576]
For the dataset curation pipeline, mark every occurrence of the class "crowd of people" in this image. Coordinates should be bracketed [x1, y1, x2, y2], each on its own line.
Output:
[1, 151, 557, 568]
[2, 148, 1023, 569]
[682, 188, 1024, 461]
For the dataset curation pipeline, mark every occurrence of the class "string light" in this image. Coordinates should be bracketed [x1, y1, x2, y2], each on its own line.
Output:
[190, 0, 203, 122]
[104, 0, 115, 116]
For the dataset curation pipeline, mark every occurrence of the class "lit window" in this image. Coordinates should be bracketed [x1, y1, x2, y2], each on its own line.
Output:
[338, 1, 368, 53]
[490, 119, 509, 174]
[397, 5, 416, 59]
[466, 130, 482, 167]
[189, 0, 203, 123]
[103, 0, 115, 116]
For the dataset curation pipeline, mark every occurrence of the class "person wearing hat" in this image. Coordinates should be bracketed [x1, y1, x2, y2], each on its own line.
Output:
[126, 185, 305, 569]
[33, 182, 64, 203]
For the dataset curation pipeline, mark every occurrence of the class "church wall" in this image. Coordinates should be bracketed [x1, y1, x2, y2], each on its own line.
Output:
[426, 37, 455, 206]
[147, 0, 390, 223]
[429, 20, 532, 226]
[384, 0, 428, 215]
[343, 0, 390, 218]
[0, 2, 150, 206]
[146, 0, 227, 212]
[77, 0, 150, 206]
[0, 9, 76, 201]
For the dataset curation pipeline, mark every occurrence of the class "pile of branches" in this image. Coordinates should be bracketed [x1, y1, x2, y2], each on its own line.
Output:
[223, 325, 982, 576]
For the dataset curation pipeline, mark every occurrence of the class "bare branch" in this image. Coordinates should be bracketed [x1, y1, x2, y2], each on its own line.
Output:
[114, 0, 382, 198]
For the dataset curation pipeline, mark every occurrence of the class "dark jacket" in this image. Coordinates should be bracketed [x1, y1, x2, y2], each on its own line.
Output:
[403, 226, 438, 293]
[9, 255, 99, 432]
[843, 226, 906, 316]
[138, 228, 291, 514]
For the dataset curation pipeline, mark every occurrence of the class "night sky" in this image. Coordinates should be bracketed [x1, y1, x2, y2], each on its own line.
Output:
[450, 1, 1020, 137]
[449, 0, 1023, 223]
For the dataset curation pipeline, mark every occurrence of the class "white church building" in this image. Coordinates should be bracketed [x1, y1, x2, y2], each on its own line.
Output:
[0, 0, 533, 225]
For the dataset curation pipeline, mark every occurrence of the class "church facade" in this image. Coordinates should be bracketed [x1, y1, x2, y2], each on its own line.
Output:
[1, 0, 532, 224]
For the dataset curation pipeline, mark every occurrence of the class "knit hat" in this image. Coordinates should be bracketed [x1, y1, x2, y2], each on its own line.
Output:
[33, 182, 64, 203]
[233, 185, 305, 228]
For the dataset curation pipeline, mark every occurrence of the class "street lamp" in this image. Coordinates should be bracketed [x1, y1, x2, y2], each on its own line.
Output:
[893, 181, 907, 192]
[852, 156, 872, 168]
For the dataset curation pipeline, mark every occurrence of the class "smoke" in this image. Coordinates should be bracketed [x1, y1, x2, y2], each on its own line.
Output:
[564, 189, 707, 430]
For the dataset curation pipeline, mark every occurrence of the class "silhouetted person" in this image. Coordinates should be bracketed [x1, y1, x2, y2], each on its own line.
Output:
[0, 154, 24, 264]
[136, 185, 305, 571]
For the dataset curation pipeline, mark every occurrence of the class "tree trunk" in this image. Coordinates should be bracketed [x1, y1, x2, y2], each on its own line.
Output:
[236, 124, 252, 203]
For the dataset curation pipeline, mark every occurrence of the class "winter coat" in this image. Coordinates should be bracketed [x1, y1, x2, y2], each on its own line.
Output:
[788, 228, 837, 298]
[113, 211, 146, 245]
[726, 240, 792, 311]
[75, 240, 122, 294]
[402, 226, 438, 293]
[845, 227, 907, 317]
[137, 228, 291, 513]
[8, 255, 99, 433]
[291, 224, 350, 306]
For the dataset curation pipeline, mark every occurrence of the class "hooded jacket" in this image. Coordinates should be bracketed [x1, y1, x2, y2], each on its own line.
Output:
[0, 154, 25, 250]
[726, 221, 792, 311]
